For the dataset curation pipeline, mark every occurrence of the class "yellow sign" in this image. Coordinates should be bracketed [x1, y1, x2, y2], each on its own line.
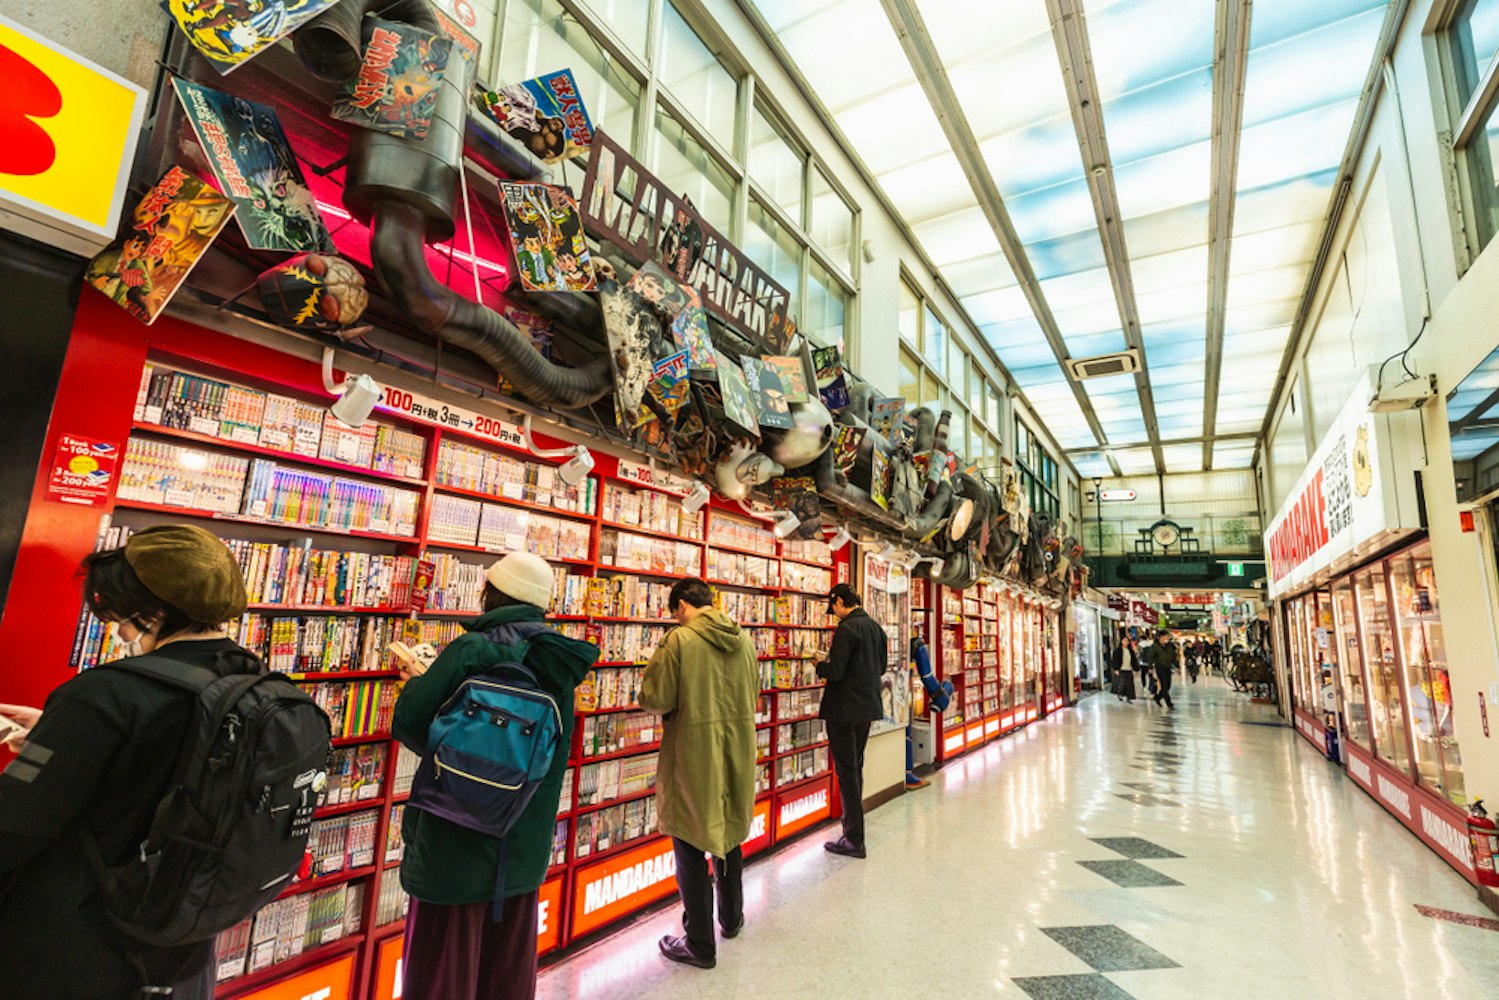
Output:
[0, 17, 146, 253]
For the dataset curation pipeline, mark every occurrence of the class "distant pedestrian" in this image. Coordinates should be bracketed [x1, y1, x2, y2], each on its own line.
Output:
[819, 583, 886, 859]
[1115, 640, 1136, 703]
[1148, 631, 1176, 710]
[640, 578, 758, 970]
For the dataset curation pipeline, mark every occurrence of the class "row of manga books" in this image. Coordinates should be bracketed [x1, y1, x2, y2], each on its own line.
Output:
[241, 458, 421, 536]
[782, 561, 833, 594]
[308, 809, 379, 876]
[575, 752, 658, 808]
[435, 437, 596, 515]
[708, 514, 776, 555]
[427, 493, 592, 557]
[575, 666, 645, 712]
[319, 744, 387, 808]
[600, 483, 704, 538]
[233, 613, 404, 674]
[573, 796, 658, 859]
[385, 804, 406, 864]
[228, 540, 417, 610]
[578, 711, 659, 758]
[585, 623, 670, 665]
[213, 881, 365, 984]
[776, 689, 823, 723]
[776, 719, 828, 755]
[600, 530, 702, 576]
[118, 437, 248, 514]
[298, 680, 398, 739]
[706, 549, 780, 586]
[776, 746, 830, 786]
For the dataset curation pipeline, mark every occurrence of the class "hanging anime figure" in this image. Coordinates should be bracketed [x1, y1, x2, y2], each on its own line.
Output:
[498, 181, 596, 293]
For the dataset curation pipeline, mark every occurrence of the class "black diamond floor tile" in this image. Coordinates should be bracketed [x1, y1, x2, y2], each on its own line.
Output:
[1040, 925, 1181, 972]
[1089, 837, 1184, 859]
[1077, 860, 1184, 888]
[1012, 974, 1137, 999]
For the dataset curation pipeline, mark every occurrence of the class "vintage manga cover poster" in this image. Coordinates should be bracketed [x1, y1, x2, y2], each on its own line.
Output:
[812, 345, 850, 411]
[164, 0, 341, 74]
[869, 396, 906, 441]
[499, 182, 596, 293]
[628, 260, 691, 317]
[717, 360, 760, 437]
[741, 357, 793, 430]
[498, 304, 553, 395]
[600, 282, 657, 431]
[431, 5, 481, 85]
[172, 79, 331, 253]
[480, 69, 595, 163]
[869, 447, 891, 510]
[831, 424, 866, 477]
[671, 288, 718, 373]
[330, 18, 453, 141]
[763, 355, 810, 403]
[86, 166, 235, 325]
[640, 350, 691, 427]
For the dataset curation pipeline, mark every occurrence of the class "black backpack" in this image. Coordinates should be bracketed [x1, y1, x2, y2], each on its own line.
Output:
[82, 651, 332, 950]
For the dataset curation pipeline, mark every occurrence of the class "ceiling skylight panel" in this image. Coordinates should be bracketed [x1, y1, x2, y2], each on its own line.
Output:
[1223, 299, 1300, 335]
[1240, 9, 1388, 127]
[1058, 427, 1105, 450]
[1111, 141, 1214, 220]
[1134, 283, 1208, 326]
[1055, 306, 1127, 345]
[1114, 447, 1158, 474]
[1160, 444, 1205, 471]
[981, 120, 1096, 199]
[943, 31, 1072, 139]
[1122, 202, 1211, 257]
[995, 339, 1062, 370]
[1445, 388, 1491, 422]
[1099, 71, 1214, 165]
[1233, 169, 1340, 235]
[1145, 339, 1207, 366]
[1152, 382, 1206, 404]
[876, 152, 974, 224]
[944, 253, 1019, 297]
[1065, 331, 1131, 357]
[915, 0, 1053, 68]
[1450, 431, 1499, 462]
[1039, 267, 1118, 306]
[1212, 441, 1258, 468]
[910, 208, 1004, 266]
[981, 315, 1050, 353]
[1155, 414, 1205, 437]
[1071, 453, 1114, 478]
[835, 83, 952, 174]
[1225, 222, 1323, 275]
[1140, 319, 1204, 348]
[1011, 365, 1072, 389]
[762, 0, 914, 113]
[1235, 100, 1361, 191]
[962, 287, 1036, 326]
[1085, 0, 1215, 101]
[1131, 245, 1210, 294]
[1024, 230, 1111, 280]
[1006, 179, 1101, 245]
[1247, 0, 1389, 51]
[1225, 263, 1309, 310]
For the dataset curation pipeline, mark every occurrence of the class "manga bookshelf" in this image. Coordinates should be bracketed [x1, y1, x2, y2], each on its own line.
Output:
[44, 312, 847, 1000]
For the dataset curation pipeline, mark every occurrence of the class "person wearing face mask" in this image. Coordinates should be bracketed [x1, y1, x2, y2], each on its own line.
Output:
[639, 578, 758, 970]
[0, 524, 256, 1000]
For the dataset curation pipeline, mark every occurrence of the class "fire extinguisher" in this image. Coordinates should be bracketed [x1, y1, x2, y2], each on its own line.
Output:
[1469, 799, 1499, 887]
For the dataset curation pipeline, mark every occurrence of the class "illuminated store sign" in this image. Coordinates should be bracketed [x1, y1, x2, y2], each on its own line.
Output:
[1264, 370, 1422, 598]
[743, 798, 773, 857]
[235, 953, 354, 1000]
[0, 17, 146, 255]
[774, 778, 832, 839]
[572, 838, 678, 938]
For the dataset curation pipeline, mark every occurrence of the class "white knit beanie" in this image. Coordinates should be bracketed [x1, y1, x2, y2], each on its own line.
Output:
[484, 552, 555, 609]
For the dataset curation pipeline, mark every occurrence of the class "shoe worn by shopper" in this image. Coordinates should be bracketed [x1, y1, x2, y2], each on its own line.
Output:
[721, 919, 744, 939]
[905, 774, 931, 790]
[824, 836, 867, 858]
[659, 934, 716, 969]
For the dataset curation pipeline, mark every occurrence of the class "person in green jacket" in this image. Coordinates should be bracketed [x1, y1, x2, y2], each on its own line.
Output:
[392, 552, 599, 1000]
[639, 578, 758, 971]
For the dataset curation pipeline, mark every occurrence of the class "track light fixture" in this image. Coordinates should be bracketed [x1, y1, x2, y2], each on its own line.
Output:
[827, 526, 851, 551]
[683, 482, 710, 513]
[771, 510, 800, 539]
[321, 348, 383, 429]
[520, 413, 594, 487]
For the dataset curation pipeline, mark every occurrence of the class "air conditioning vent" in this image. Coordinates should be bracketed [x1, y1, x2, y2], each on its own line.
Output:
[1067, 350, 1141, 381]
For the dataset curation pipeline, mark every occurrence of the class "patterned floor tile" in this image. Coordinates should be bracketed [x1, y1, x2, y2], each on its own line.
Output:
[1012, 974, 1137, 999]
[1077, 860, 1184, 888]
[1089, 837, 1184, 860]
[1040, 925, 1181, 972]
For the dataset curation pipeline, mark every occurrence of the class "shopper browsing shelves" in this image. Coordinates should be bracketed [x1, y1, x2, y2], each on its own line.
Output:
[392, 552, 599, 1000]
[0, 525, 306, 1000]
[818, 583, 887, 859]
[639, 578, 758, 970]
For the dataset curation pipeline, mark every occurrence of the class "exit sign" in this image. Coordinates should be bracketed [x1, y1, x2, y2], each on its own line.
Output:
[1227, 562, 1244, 577]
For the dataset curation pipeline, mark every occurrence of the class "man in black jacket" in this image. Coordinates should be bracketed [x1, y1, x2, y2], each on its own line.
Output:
[817, 583, 886, 859]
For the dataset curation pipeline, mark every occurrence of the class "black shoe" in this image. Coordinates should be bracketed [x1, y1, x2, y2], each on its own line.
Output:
[721, 919, 744, 939]
[659, 935, 715, 969]
[824, 837, 866, 859]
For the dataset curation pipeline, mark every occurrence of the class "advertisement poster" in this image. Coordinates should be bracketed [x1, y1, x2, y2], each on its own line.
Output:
[46, 434, 119, 506]
[480, 68, 595, 163]
[812, 345, 849, 410]
[330, 18, 453, 140]
[85, 166, 235, 325]
[499, 181, 596, 293]
[172, 79, 332, 253]
[164, 0, 342, 75]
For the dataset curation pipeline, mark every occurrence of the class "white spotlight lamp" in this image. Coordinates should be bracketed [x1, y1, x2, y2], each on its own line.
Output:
[559, 446, 595, 487]
[320, 348, 383, 429]
[771, 510, 800, 539]
[683, 482, 710, 513]
[927, 558, 946, 578]
[827, 526, 851, 551]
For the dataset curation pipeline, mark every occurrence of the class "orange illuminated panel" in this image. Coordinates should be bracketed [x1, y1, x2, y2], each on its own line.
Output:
[372, 935, 403, 1000]
[1001, 711, 1016, 731]
[0, 17, 146, 253]
[536, 875, 565, 954]
[774, 776, 832, 840]
[965, 722, 985, 748]
[233, 953, 354, 1000]
[571, 837, 677, 939]
[943, 731, 965, 755]
[984, 717, 1000, 737]
[1024, 705, 1038, 722]
[743, 797, 773, 857]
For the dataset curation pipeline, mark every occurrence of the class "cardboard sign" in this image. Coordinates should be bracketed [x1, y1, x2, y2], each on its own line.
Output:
[580, 130, 791, 348]
[46, 434, 119, 506]
[571, 837, 677, 938]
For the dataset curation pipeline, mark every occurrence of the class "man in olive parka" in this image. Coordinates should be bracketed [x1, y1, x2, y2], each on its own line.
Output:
[640, 577, 758, 970]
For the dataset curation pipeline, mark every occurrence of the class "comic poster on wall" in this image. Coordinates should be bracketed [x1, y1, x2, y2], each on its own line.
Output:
[480, 69, 595, 163]
[812, 345, 850, 410]
[330, 19, 453, 141]
[498, 305, 553, 395]
[498, 182, 596, 293]
[86, 166, 235, 325]
[763, 355, 810, 404]
[431, 5, 481, 86]
[659, 201, 704, 283]
[717, 361, 760, 437]
[628, 260, 690, 317]
[172, 79, 332, 253]
[831, 424, 866, 478]
[870, 397, 906, 442]
[741, 357, 793, 430]
[640, 350, 691, 427]
[164, 0, 342, 74]
[671, 289, 718, 373]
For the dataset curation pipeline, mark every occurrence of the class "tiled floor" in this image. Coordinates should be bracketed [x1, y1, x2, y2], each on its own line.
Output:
[536, 679, 1499, 999]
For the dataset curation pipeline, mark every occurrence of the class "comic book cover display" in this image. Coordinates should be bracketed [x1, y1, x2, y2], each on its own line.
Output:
[766, 305, 798, 354]
[870, 397, 906, 441]
[430, 6, 481, 85]
[600, 280, 661, 432]
[480, 69, 595, 163]
[86, 166, 235, 325]
[330, 18, 453, 141]
[499, 182, 596, 293]
[659, 202, 704, 282]
[812, 345, 850, 411]
[172, 79, 332, 253]
[764, 355, 810, 404]
[869, 447, 891, 510]
[640, 350, 691, 427]
[717, 360, 761, 438]
[671, 289, 718, 373]
[256, 253, 369, 331]
[496, 305, 553, 394]
[741, 357, 793, 430]
[769, 476, 822, 535]
[831, 425, 866, 478]
[165, 0, 341, 74]
[628, 260, 692, 318]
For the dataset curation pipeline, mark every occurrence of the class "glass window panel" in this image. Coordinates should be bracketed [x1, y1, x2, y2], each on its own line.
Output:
[1006, 180, 1100, 245]
[1452, 0, 1499, 108]
[1461, 94, 1499, 250]
[1390, 545, 1466, 803]
[745, 197, 802, 315]
[1122, 200, 1212, 257]
[499, 0, 641, 146]
[810, 168, 855, 274]
[900, 348, 921, 404]
[1331, 578, 1371, 750]
[948, 405, 969, 461]
[576, 0, 651, 56]
[980, 119, 1089, 199]
[968, 365, 984, 406]
[986, 384, 1002, 430]
[899, 280, 921, 347]
[924, 307, 947, 378]
[948, 340, 966, 391]
[1097, 70, 1215, 164]
[660, 2, 738, 141]
[650, 107, 735, 234]
[963, 287, 1036, 326]
[911, 210, 1004, 267]
[804, 259, 848, 350]
[748, 106, 804, 223]
[1356, 566, 1409, 772]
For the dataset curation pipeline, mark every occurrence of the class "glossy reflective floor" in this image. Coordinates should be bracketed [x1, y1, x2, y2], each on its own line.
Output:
[537, 679, 1499, 999]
